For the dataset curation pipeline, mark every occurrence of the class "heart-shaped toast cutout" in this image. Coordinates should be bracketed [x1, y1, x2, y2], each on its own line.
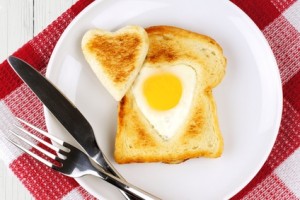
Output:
[82, 25, 149, 101]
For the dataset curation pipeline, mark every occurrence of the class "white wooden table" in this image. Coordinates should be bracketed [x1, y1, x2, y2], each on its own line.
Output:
[0, 1, 77, 199]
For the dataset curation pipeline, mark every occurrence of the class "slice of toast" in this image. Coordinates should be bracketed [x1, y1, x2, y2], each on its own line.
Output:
[114, 26, 226, 164]
[81, 25, 149, 101]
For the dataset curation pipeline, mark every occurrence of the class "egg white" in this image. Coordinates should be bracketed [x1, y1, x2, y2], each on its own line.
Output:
[132, 64, 196, 140]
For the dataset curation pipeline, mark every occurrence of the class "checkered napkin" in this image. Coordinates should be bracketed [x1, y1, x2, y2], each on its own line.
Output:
[0, 0, 299, 199]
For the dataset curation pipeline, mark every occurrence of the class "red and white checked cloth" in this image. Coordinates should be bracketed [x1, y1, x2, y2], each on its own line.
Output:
[0, 0, 299, 199]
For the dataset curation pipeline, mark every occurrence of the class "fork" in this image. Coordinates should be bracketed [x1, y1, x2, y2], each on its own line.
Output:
[6, 118, 160, 200]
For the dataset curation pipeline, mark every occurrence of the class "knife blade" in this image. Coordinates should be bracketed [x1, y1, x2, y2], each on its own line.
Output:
[7, 56, 129, 196]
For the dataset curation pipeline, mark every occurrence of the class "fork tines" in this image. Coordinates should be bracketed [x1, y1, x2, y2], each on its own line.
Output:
[7, 119, 161, 200]
[7, 118, 68, 168]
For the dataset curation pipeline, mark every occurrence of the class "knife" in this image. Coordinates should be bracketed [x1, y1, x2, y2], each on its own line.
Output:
[7, 56, 132, 199]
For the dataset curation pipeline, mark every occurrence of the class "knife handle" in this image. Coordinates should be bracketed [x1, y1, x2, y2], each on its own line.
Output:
[92, 165, 160, 200]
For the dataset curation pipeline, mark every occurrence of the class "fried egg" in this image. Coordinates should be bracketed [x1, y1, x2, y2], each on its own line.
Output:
[132, 64, 196, 139]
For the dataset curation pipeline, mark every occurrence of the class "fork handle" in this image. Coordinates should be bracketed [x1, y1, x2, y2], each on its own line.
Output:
[92, 151, 125, 180]
[92, 152, 136, 200]
[92, 168, 161, 200]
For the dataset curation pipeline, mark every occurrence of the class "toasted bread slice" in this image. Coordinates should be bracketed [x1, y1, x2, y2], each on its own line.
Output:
[114, 26, 226, 164]
[81, 25, 149, 101]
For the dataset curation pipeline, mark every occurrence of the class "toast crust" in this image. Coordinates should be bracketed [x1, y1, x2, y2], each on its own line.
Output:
[114, 26, 226, 164]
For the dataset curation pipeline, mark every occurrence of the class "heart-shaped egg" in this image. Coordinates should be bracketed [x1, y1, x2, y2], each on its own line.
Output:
[132, 64, 197, 139]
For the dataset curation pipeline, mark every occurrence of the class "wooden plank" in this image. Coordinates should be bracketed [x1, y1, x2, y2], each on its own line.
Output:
[34, 0, 75, 35]
[0, 0, 34, 61]
[0, 0, 8, 61]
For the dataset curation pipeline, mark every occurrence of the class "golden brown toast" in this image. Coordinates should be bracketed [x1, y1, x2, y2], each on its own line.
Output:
[81, 25, 149, 101]
[114, 26, 226, 164]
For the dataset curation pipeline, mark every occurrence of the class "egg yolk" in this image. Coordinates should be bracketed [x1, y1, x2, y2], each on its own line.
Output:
[143, 73, 182, 111]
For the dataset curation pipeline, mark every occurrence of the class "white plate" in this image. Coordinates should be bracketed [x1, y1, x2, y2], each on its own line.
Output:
[45, 0, 282, 199]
